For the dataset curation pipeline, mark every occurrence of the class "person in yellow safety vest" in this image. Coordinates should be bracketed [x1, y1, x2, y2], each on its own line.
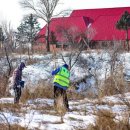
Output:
[52, 64, 70, 111]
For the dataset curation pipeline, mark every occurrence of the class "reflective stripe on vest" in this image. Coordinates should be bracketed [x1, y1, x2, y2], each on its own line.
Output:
[53, 67, 70, 87]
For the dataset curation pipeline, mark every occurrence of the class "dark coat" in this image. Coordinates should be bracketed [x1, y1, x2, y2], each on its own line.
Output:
[12, 67, 22, 86]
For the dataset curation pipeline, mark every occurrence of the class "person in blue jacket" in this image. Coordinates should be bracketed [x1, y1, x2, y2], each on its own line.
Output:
[52, 64, 70, 111]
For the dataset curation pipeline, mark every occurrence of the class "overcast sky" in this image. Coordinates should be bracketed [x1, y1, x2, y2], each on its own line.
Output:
[0, 0, 130, 29]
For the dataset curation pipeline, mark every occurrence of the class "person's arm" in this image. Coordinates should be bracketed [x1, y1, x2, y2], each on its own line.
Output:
[52, 67, 60, 75]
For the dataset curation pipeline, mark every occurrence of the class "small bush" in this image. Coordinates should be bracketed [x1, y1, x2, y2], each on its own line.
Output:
[67, 90, 85, 100]
[88, 109, 130, 130]
[20, 82, 54, 103]
[99, 68, 127, 98]
[10, 124, 26, 130]
[0, 75, 9, 97]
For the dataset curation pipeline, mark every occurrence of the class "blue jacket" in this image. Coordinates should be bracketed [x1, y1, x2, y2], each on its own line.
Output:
[51, 67, 60, 75]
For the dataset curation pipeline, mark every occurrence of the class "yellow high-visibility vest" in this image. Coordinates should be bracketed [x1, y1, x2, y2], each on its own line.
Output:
[53, 67, 70, 88]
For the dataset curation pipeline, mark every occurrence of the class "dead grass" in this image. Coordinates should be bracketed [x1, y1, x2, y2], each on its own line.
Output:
[29, 103, 54, 114]
[0, 124, 26, 130]
[0, 103, 27, 118]
[88, 109, 130, 130]
[98, 69, 127, 98]
[26, 58, 39, 65]
[20, 81, 85, 104]
[20, 83, 54, 103]
[67, 90, 85, 100]
[88, 109, 117, 130]
[0, 75, 9, 97]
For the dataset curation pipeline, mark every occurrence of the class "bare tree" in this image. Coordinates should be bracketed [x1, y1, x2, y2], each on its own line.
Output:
[20, 0, 61, 52]
[55, 25, 96, 70]
[0, 22, 15, 96]
[2, 22, 15, 53]
[1, 22, 14, 76]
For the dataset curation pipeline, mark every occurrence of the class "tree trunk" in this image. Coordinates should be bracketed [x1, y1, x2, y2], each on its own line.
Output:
[27, 46, 31, 60]
[46, 22, 50, 52]
[4, 46, 12, 76]
[126, 29, 129, 51]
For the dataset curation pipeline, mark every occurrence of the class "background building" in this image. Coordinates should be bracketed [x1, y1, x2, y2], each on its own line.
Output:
[35, 7, 130, 51]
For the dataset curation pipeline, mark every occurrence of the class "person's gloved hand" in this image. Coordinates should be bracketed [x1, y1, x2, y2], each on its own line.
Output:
[20, 81, 25, 88]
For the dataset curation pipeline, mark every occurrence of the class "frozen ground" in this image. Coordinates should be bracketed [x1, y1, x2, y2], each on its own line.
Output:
[7, 50, 130, 93]
[1, 50, 130, 129]
[0, 92, 129, 130]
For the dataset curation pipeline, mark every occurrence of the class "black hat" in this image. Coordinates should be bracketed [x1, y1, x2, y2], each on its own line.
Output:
[20, 62, 26, 69]
[63, 64, 69, 69]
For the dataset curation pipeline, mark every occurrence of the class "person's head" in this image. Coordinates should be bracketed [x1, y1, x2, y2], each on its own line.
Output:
[63, 64, 69, 70]
[19, 62, 26, 70]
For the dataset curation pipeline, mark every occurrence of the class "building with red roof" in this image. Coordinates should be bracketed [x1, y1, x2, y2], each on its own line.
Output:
[35, 7, 130, 51]
[37, 16, 88, 43]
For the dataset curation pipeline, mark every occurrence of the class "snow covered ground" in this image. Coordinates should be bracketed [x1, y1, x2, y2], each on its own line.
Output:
[0, 93, 129, 130]
[1, 50, 130, 129]
[8, 50, 130, 93]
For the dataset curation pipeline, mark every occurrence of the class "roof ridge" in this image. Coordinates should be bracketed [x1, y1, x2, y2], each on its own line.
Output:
[72, 6, 130, 11]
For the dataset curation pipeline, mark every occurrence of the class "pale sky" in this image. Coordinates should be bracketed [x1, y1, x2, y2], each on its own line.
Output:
[0, 0, 130, 29]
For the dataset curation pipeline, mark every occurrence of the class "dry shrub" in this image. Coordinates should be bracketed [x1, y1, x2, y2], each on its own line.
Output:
[20, 83, 54, 103]
[84, 88, 98, 99]
[95, 109, 116, 130]
[0, 124, 9, 130]
[26, 58, 38, 65]
[0, 124, 26, 130]
[10, 124, 26, 130]
[117, 114, 130, 130]
[93, 99, 116, 107]
[88, 109, 116, 130]
[20, 80, 84, 103]
[0, 75, 9, 97]
[100, 76, 120, 97]
[0, 103, 21, 112]
[99, 67, 127, 97]
[67, 90, 85, 100]
[88, 109, 130, 130]
[0, 119, 26, 130]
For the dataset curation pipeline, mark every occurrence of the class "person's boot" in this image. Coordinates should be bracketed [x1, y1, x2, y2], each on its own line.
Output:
[14, 97, 19, 104]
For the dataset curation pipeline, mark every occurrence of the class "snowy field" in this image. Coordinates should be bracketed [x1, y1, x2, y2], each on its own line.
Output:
[7, 50, 130, 92]
[0, 93, 130, 130]
[1, 50, 130, 129]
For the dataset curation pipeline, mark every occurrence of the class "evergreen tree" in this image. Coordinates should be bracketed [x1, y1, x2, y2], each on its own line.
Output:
[16, 14, 40, 52]
[116, 11, 130, 51]
[21, 0, 60, 52]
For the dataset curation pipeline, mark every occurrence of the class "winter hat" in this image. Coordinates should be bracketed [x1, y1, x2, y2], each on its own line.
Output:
[19, 62, 26, 70]
[63, 64, 69, 69]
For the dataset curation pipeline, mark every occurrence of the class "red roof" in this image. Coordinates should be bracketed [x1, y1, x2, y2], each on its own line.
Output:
[92, 15, 130, 41]
[37, 16, 88, 43]
[70, 7, 130, 20]
[37, 7, 130, 43]
[36, 27, 46, 43]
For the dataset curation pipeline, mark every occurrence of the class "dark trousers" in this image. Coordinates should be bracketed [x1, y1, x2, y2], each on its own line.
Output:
[54, 86, 69, 110]
[14, 87, 21, 104]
